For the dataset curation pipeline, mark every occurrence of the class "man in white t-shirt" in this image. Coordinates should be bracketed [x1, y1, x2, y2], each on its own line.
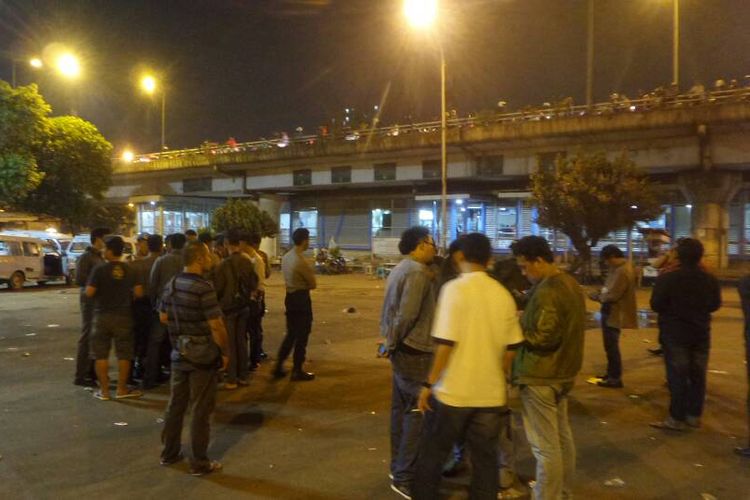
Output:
[412, 233, 523, 500]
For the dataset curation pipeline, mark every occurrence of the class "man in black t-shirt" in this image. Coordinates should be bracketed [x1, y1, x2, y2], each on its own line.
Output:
[86, 236, 144, 401]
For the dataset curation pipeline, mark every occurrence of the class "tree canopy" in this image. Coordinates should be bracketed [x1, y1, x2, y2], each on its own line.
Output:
[530, 151, 662, 267]
[212, 198, 279, 238]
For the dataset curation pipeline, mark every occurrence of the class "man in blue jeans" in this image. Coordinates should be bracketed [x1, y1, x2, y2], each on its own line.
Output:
[380, 226, 437, 499]
[512, 236, 586, 500]
[650, 238, 721, 431]
[413, 233, 523, 500]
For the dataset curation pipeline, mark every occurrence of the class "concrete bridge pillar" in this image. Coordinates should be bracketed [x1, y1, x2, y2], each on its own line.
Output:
[258, 194, 283, 259]
[678, 171, 742, 269]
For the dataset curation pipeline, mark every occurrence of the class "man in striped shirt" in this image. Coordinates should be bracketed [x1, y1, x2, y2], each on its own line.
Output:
[159, 241, 229, 476]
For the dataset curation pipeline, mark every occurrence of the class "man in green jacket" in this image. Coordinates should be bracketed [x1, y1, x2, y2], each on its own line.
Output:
[511, 236, 586, 500]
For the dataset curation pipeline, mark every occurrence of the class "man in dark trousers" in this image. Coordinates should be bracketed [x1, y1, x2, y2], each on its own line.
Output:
[380, 226, 437, 499]
[144, 233, 186, 389]
[273, 228, 317, 381]
[213, 229, 258, 389]
[86, 236, 144, 400]
[159, 241, 229, 476]
[650, 238, 721, 431]
[130, 234, 162, 381]
[73, 227, 109, 387]
[737, 275, 750, 457]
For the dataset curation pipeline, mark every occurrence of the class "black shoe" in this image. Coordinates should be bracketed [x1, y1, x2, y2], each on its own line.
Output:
[390, 482, 412, 499]
[441, 455, 465, 477]
[74, 378, 98, 388]
[259, 351, 269, 360]
[272, 368, 288, 380]
[249, 362, 260, 371]
[734, 446, 750, 457]
[290, 370, 315, 381]
[648, 347, 664, 356]
[596, 378, 623, 388]
[160, 453, 184, 466]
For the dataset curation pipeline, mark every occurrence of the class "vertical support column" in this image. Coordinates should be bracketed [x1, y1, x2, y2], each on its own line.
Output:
[258, 194, 282, 259]
[678, 172, 742, 269]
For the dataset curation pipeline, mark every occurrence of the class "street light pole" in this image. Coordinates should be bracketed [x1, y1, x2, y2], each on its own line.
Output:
[440, 44, 447, 251]
[161, 89, 166, 151]
[11, 59, 16, 88]
[586, 0, 594, 107]
[673, 0, 679, 87]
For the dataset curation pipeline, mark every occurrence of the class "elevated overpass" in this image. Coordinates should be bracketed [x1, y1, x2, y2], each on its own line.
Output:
[108, 89, 750, 267]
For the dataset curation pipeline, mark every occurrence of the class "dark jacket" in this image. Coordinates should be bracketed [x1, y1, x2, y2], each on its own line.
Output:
[512, 272, 586, 386]
[214, 252, 258, 313]
[650, 265, 721, 345]
[75, 247, 104, 288]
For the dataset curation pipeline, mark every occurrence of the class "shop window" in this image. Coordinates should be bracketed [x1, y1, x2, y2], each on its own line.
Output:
[422, 160, 441, 179]
[371, 209, 393, 237]
[332, 166, 352, 184]
[293, 169, 312, 186]
[374, 162, 396, 181]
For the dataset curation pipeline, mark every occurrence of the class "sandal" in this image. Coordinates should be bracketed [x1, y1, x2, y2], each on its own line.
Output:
[93, 391, 110, 401]
[190, 460, 222, 476]
[115, 389, 143, 400]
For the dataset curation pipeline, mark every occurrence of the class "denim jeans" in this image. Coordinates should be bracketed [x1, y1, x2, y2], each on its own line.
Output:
[520, 383, 576, 500]
[663, 341, 709, 421]
[161, 366, 218, 469]
[390, 349, 432, 486]
[601, 310, 622, 381]
[413, 398, 504, 500]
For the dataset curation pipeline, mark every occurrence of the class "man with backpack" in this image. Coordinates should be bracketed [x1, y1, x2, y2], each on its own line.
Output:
[214, 229, 258, 389]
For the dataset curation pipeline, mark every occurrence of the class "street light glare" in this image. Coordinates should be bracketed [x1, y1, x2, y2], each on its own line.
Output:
[141, 75, 157, 94]
[29, 58, 43, 69]
[122, 150, 135, 162]
[403, 0, 438, 29]
[56, 53, 80, 79]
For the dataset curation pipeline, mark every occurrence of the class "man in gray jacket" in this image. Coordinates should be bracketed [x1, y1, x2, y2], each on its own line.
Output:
[380, 226, 437, 499]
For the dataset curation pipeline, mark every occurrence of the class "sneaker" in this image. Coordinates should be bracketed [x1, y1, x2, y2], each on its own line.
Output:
[596, 378, 624, 388]
[734, 446, 750, 457]
[290, 371, 315, 381]
[224, 382, 238, 390]
[390, 483, 412, 499]
[115, 389, 143, 400]
[160, 453, 184, 466]
[93, 390, 110, 401]
[649, 416, 688, 431]
[189, 460, 222, 476]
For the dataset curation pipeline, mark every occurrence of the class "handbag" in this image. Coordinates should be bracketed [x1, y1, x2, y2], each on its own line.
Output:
[168, 277, 221, 368]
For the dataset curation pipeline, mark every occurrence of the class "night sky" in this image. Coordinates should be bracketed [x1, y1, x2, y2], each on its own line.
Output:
[1, 0, 749, 154]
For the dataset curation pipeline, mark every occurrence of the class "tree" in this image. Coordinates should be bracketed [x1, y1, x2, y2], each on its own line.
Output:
[530, 151, 662, 276]
[212, 198, 279, 238]
[22, 115, 113, 229]
[0, 82, 50, 206]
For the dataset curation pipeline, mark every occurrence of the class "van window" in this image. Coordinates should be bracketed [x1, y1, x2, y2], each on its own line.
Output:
[23, 242, 41, 257]
[0, 241, 23, 256]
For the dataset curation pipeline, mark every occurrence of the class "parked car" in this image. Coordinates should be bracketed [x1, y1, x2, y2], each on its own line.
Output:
[0, 234, 65, 289]
[1, 230, 73, 284]
[66, 234, 136, 283]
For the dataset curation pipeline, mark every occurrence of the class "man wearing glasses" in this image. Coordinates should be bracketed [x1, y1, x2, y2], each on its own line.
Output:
[380, 226, 438, 499]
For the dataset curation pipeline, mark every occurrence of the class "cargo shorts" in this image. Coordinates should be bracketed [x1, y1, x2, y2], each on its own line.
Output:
[90, 313, 134, 360]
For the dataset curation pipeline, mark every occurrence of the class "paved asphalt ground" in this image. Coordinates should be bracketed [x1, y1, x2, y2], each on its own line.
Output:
[1, 273, 750, 500]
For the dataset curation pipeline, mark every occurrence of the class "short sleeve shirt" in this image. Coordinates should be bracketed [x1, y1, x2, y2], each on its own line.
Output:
[432, 272, 524, 408]
[87, 261, 137, 314]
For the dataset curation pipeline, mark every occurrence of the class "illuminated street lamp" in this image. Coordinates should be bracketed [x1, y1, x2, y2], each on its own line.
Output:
[140, 73, 166, 151]
[9, 56, 44, 87]
[403, 0, 448, 251]
[122, 149, 135, 162]
[29, 58, 43, 69]
[55, 53, 81, 79]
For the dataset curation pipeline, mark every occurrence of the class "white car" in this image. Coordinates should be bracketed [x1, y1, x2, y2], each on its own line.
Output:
[0, 234, 62, 289]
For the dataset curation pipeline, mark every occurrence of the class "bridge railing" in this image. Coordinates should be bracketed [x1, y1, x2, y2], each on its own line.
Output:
[118, 87, 750, 170]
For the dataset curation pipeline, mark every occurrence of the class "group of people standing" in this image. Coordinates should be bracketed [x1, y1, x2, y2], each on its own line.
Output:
[381, 228, 726, 500]
[72, 225, 318, 475]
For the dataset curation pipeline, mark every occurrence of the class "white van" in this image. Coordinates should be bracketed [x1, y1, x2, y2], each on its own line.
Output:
[1, 230, 73, 284]
[66, 234, 136, 282]
[0, 234, 53, 289]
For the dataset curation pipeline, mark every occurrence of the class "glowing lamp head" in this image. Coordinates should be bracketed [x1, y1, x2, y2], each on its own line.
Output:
[141, 75, 157, 94]
[122, 150, 135, 162]
[55, 53, 80, 79]
[29, 58, 43, 69]
[404, 0, 438, 30]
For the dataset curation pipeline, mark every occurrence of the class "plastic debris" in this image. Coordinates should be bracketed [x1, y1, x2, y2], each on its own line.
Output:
[693, 463, 704, 468]
[6, 347, 19, 351]
[370, 411, 376, 415]
[649, 437, 657, 441]
[368, 447, 377, 451]
[628, 394, 640, 399]
[113, 422, 128, 426]
[324, 339, 332, 345]
[156, 418, 165, 424]
[269, 464, 274, 468]
[586, 376, 603, 385]
[600, 421, 608, 425]
[47, 324, 60, 328]
[22, 352, 31, 357]
[63, 357, 74, 361]
[701, 494, 717, 500]
[297, 428, 303, 432]
[25, 333, 37, 337]
[708, 369, 729, 375]
[342, 306, 358, 314]
[604, 478, 625, 487]
[642, 339, 652, 343]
